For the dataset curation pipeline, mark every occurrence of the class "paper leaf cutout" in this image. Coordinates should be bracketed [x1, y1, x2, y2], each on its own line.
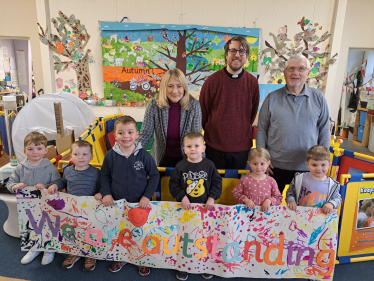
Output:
[69, 14, 76, 25]
[57, 17, 64, 24]
[39, 37, 49, 45]
[58, 23, 65, 31]
[52, 55, 61, 62]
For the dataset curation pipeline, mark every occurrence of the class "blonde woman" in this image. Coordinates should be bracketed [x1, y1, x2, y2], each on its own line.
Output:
[138, 68, 202, 167]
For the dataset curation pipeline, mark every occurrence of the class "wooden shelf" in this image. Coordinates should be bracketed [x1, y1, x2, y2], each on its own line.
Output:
[352, 108, 374, 147]
[0, 91, 20, 95]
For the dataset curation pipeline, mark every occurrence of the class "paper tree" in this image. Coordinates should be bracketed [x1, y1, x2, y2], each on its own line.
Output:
[149, 30, 213, 86]
[38, 11, 94, 94]
[261, 17, 338, 90]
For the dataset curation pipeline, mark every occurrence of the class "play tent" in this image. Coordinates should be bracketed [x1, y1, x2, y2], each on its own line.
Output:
[12, 92, 95, 162]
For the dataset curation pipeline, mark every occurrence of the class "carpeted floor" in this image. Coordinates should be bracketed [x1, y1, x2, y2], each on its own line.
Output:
[0, 200, 373, 281]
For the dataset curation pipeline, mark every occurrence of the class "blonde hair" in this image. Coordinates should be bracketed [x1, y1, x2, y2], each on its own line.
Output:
[24, 131, 47, 148]
[114, 115, 138, 132]
[224, 36, 250, 64]
[307, 145, 330, 162]
[184, 132, 204, 144]
[360, 200, 373, 214]
[155, 68, 192, 111]
[248, 147, 270, 163]
[71, 140, 93, 154]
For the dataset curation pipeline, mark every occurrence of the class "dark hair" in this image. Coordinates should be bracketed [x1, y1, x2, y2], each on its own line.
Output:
[71, 140, 93, 154]
[114, 116, 138, 132]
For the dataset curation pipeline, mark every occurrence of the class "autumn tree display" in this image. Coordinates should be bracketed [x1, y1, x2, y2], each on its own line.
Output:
[38, 11, 94, 94]
[261, 17, 338, 90]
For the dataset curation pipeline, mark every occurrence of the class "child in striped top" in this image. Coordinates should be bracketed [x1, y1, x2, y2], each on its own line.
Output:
[48, 140, 101, 271]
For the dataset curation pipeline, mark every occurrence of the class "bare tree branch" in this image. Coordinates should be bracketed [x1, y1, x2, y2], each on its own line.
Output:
[159, 29, 177, 47]
[186, 64, 210, 78]
[149, 60, 168, 72]
[264, 40, 287, 61]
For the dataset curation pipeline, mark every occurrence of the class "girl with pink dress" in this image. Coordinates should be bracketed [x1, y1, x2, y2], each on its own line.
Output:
[232, 147, 283, 211]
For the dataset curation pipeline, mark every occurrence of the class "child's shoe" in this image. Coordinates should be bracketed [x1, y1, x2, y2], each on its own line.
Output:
[109, 261, 127, 272]
[202, 273, 213, 279]
[61, 255, 81, 269]
[21, 250, 41, 264]
[139, 266, 150, 276]
[41, 252, 55, 265]
[176, 271, 188, 280]
[83, 257, 96, 271]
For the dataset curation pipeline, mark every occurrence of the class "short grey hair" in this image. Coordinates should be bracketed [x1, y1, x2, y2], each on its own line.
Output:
[285, 54, 311, 70]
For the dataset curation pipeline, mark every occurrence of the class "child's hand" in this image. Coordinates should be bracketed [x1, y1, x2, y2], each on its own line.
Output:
[243, 198, 255, 209]
[13, 183, 26, 191]
[205, 197, 214, 210]
[34, 183, 46, 190]
[48, 184, 58, 194]
[94, 193, 103, 201]
[139, 196, 150, 209]
[102, 195, 114, 207]
[321, 202, 334, 214]
[181, 196, 191, 210]
[261, 198, 272, 212]
[287, 201, 297, 211]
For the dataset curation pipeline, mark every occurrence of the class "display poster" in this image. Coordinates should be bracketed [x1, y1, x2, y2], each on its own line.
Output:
[100, 22, 260, 107]
[16, 50, 27, 86]
[349, 182, 374, 252]
[258, 84, 284, 111]
[10, 69, 18, 86]
[17, 187, 338, 280]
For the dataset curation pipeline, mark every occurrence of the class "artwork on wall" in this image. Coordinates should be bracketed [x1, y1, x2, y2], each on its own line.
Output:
[38, 11, 95, 99]
[258, 84, 284, 111]
[261, 17, 338, 91]
[100, 23, 260, 107]
[18, 187, 337, 279]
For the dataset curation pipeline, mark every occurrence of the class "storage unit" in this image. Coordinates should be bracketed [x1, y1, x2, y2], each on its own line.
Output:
[357, 126, 364, 142]
[359, 111, 367, 126]
[353, 108, 374, 147]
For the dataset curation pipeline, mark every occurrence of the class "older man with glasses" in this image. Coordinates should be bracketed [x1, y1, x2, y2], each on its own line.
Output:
[199, 36, 259, 170]
[256, 54, 330, 194]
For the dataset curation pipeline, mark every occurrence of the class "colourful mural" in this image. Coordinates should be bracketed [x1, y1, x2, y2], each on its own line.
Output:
[100, 23, 260, 107]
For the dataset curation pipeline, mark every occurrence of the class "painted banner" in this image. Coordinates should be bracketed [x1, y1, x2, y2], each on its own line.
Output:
[100, 22, 259, 107]
[17, 187, 337, 279]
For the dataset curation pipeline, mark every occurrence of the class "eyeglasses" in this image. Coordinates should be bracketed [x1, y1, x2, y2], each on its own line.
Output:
[285, 67, 309, 72]
[228, 49, 247, 56]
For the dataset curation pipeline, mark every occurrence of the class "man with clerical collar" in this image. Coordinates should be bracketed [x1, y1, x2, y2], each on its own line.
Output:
[256, 54, 330, 193]
[199, 36, 259, 169]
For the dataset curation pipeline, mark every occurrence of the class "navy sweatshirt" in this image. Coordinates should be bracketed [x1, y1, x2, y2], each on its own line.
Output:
[100, 142, 160, 202]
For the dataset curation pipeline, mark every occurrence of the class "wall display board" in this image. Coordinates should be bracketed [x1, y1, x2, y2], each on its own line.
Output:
[338, 177, 374, 259]
[260, 17, 337, 91]
[258, 84, 284, 111]
[100, 22, 259, 107]
[18, 187, 337, 280]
